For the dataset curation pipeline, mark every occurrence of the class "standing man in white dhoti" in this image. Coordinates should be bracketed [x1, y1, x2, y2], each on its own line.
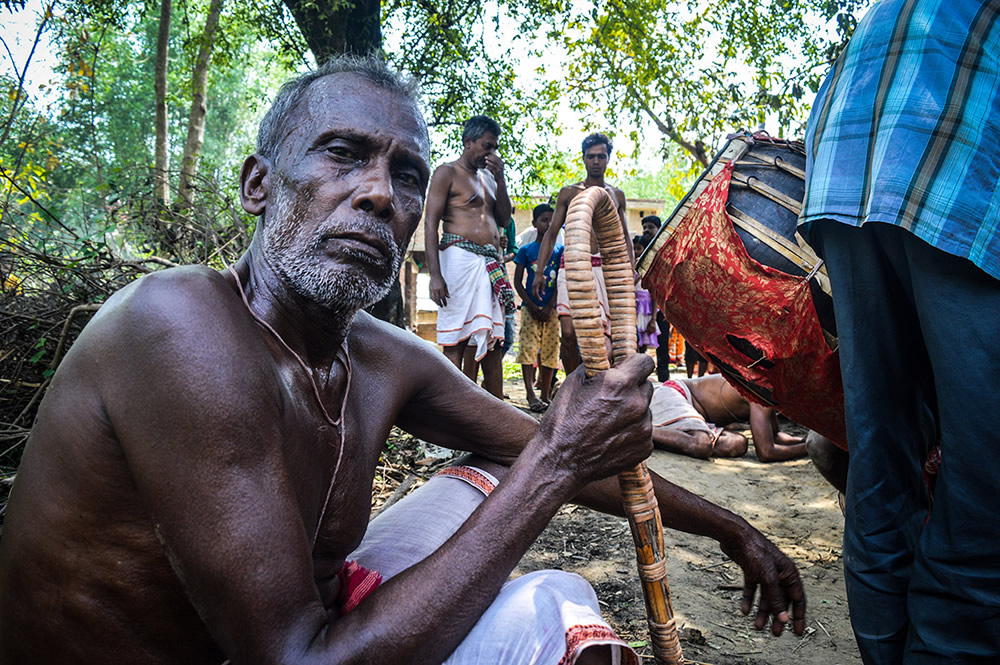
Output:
[533, 133, 632, 374]
[425, 116, 513, 399]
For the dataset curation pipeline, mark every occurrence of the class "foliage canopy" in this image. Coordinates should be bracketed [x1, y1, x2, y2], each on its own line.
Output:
[0, 0, 868, 482]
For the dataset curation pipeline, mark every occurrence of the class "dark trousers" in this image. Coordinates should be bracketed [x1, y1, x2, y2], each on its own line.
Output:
[811, 221, 1000, 663]
[655, 314, 671, 382]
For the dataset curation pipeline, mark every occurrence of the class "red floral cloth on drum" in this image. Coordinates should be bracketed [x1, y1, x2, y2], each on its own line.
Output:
[643, 161, 848, 449]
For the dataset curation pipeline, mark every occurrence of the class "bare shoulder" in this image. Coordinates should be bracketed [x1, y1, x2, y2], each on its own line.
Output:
[686, 374, 724, 391]
[80, 266, 266, 389]
[553, 183, 584, 212]
[348, 311, 442, 366]
[558, 182, 584, 199]
[99, 264, 232, 319]
[685, 374, 729, 407]
[608, 185, 627, 206]
[430, 162, 457, 185]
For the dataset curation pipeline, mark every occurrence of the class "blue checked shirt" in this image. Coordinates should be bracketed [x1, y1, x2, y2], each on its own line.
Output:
[799, 0, 1000, 281]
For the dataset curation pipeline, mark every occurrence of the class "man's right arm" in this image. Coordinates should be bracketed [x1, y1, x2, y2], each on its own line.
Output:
[652, 425, 715, 459]
[424, 165, 452, 308]
[512, 262, 538, 319]
[391, 337, 805, 638]
[533, 188, 572, 300]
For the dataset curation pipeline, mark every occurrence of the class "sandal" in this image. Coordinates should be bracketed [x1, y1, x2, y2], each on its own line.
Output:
[528, 400, 548, 413]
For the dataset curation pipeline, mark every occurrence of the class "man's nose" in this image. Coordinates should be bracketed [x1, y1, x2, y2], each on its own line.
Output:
[352, 168, 394, 219]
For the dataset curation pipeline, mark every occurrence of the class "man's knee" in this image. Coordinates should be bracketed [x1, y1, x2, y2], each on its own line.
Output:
[559, 316, 576, 342]
[482, 344, 503, 369]
[443, 342, 466, 366]
[484, 570, 595, 639]
[454, 453, 509, 483]
[806, 431, 848, 493]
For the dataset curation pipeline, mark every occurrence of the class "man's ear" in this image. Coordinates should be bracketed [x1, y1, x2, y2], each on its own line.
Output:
[239, 154, 270, 216]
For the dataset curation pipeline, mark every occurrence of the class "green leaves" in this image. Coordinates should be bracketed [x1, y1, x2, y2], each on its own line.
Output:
[549, 0, 869, 167]
[28, 337, 46, 364]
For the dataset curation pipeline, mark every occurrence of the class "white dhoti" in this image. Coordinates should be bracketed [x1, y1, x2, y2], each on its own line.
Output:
[351, 467, 639, 665]
[650, 380, 719, 436]
[436, 245, 505, 361]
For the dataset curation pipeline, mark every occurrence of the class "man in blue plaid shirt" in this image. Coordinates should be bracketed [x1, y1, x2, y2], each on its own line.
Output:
[800, 0, 1000, 661]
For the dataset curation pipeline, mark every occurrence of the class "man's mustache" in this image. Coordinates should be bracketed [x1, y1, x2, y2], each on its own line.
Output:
[315, 218, 403, 264]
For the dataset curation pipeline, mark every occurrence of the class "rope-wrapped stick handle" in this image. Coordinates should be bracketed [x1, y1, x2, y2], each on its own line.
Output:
[564, 186, 683, 665]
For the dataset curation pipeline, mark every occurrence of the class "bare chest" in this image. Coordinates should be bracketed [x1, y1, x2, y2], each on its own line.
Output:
[443, 173, 500, 244]
[278, 375, 400, 563]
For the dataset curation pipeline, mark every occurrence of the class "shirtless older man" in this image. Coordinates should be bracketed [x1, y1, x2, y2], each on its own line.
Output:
[0, 57, 805, 665]
[533, 133, 632, 373]
[424, 115, 512, 398]
[651, 374, 808, 462]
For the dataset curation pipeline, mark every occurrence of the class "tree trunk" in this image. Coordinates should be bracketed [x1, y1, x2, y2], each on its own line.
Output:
[282, 0, 381, 63]
[153, 0, 171, 204]
[177, 0, 224, 209]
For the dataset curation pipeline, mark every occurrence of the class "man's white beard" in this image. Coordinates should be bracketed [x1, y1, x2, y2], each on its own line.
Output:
[261, 182, 403, 312]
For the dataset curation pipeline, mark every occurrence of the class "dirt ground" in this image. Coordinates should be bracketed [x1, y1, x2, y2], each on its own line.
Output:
[374, 369, 858, 665]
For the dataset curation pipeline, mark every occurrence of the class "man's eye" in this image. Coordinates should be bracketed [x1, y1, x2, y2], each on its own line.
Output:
[395, 170, 419, 186]
[326, 145, 358, 160]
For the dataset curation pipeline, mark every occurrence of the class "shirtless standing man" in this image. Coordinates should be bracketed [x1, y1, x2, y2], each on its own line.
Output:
[0, 57, 806, 665]
[533, 133, 632, 373]
[650, 374, 808, 462]
[425, 115, 512, 398]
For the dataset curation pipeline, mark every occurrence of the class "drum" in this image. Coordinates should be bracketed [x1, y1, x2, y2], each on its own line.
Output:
[637, 132, 847, 448]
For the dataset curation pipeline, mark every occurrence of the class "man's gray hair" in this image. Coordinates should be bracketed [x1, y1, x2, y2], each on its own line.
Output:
[256, 54, 421, 162]
[461, 115, 501, 144]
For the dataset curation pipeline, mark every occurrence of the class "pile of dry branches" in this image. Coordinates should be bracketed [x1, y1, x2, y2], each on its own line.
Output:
[0, 167, 251, 518]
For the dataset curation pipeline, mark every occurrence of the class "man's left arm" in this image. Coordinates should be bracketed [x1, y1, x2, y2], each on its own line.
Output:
[749, 404, 807, 463]
[394, 342, 805, 636]
[575, 472, 805, 636]
[484, 154, 512, 228]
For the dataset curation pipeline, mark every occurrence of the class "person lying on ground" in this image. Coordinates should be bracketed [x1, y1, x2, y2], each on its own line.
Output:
[651, 374, 808, 462]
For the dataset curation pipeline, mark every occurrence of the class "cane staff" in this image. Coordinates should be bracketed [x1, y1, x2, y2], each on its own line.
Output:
[563, 186, 683, 665]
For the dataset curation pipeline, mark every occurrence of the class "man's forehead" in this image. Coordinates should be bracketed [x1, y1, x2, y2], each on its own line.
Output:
[585, 145, 608, 157]
[290, 72, 430, 159]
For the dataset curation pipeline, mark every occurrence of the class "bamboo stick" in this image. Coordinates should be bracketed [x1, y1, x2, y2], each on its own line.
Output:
[563, 187, 683, 665]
